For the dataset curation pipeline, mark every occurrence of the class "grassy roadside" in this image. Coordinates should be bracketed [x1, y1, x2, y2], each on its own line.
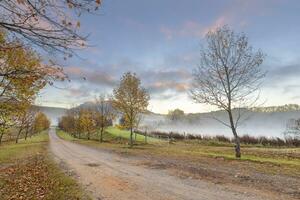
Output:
[57, 128, 300, 175]
[0, 131, 90, 200]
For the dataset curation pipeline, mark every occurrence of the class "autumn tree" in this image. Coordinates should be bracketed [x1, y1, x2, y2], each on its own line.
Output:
[58, 115, 76, 136]
[190, 26, 265, 158]
[0, 107, 13, 144]
[112, 72, 150, 147]
[95, 94, 115, 142]
[15, 106, 37, 143]
[0, 31, 63, 140]
[0, 0, 101, 55]
[33, 112, 50, 133]
[22, 108, 37, 140]
[78, 109, 96, 140]
[167, 109, 185, 121]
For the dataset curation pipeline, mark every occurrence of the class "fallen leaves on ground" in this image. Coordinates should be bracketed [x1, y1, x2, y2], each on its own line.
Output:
[0, 154, 59, 200]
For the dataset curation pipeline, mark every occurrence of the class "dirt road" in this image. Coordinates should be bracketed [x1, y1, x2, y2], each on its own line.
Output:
[49, 128, 279, 200]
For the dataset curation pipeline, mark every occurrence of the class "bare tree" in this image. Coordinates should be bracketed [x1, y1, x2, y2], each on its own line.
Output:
[284, 118, 300, 139]
[0, 0, 101, 55]
[95, 94, 115, 143]
[190, 26, 265, 158]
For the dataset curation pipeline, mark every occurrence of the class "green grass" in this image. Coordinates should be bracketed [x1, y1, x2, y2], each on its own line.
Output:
[0, 130, 91, 200]
[0, 131, 49, 163]
[106, 126, 160, 143]
[57, 126, 161, 144]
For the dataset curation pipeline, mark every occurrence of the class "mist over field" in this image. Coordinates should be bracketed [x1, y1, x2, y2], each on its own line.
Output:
[142, 111, 300, 138]
[42, 105, 300, 138]
[141, 110, 300, 138]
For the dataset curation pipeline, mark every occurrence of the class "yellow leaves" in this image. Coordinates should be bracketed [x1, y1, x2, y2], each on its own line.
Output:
[34, 112, 50, 133]
[0, 31, 65, 122]
[112, 72, 150, 129]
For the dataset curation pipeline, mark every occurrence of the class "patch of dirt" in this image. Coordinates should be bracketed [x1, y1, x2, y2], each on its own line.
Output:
[135, 154, 300, 199]
[101, 176, 133, 192]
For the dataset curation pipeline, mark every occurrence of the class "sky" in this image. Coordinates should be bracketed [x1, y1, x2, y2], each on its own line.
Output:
[36, 0, 300, 114]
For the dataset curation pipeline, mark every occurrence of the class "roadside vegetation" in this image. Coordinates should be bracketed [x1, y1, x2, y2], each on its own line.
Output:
[0, 131, 90, 200]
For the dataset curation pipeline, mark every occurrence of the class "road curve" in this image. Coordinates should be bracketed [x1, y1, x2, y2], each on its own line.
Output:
[49, 128, 273, 200]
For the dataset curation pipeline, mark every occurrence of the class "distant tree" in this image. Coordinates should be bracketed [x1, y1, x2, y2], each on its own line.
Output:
[15, 106, 37, 143]
[190, 26, 265, 158]
[167, 109, 185, 121]
[0, 0, 101, 55]
[112, 72, 150, 147]
[58, 114, 76, 136]
[284, 118, 300, 139]
[95, 94, 115, 142]
[78, 109, 96, 140]
[33, 112, 50, 133]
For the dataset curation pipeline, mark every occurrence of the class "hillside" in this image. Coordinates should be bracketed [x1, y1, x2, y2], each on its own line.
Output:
[34, 106, 68, 125]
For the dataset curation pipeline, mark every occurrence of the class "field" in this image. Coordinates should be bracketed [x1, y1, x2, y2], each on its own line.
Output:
[57, 127, 300, 199]
[0, 131, 90, 200]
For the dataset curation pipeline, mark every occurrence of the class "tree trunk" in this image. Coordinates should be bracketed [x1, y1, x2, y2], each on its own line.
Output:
[130, 127, 133, 147]
[145, 131, 147, 144]
[228, 110, 241, 158]
[134, 131, 137, 142]
[87, 131, 90, 140]
[100, 127, 104, 143]
[16, 128, 22, 143]
[0, 132, 3, 144]
[25, 127, 29, 140]
[25, 132, 28, 140]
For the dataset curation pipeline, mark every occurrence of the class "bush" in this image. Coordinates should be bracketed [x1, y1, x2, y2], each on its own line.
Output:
[215, 135, 231, 143]
[136, 129, 300, 147]
[240, 135, 259, 145]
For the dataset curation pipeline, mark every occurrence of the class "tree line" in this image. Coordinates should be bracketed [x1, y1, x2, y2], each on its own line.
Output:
[59, 72, 150, 146]
[58, 96, 115, 142]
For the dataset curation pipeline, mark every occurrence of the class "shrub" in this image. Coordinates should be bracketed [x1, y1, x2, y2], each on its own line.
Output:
[240, 134, 259, 145]
[215, 135, 231, 143]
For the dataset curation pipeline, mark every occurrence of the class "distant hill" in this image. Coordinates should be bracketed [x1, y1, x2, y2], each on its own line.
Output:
[34, 106, 67, 125]
[251, 104, 300, 112]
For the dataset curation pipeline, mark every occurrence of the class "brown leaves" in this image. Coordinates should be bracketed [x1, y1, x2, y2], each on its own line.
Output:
[96, 0, 101, 5]
[0, 155, 53, 200]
